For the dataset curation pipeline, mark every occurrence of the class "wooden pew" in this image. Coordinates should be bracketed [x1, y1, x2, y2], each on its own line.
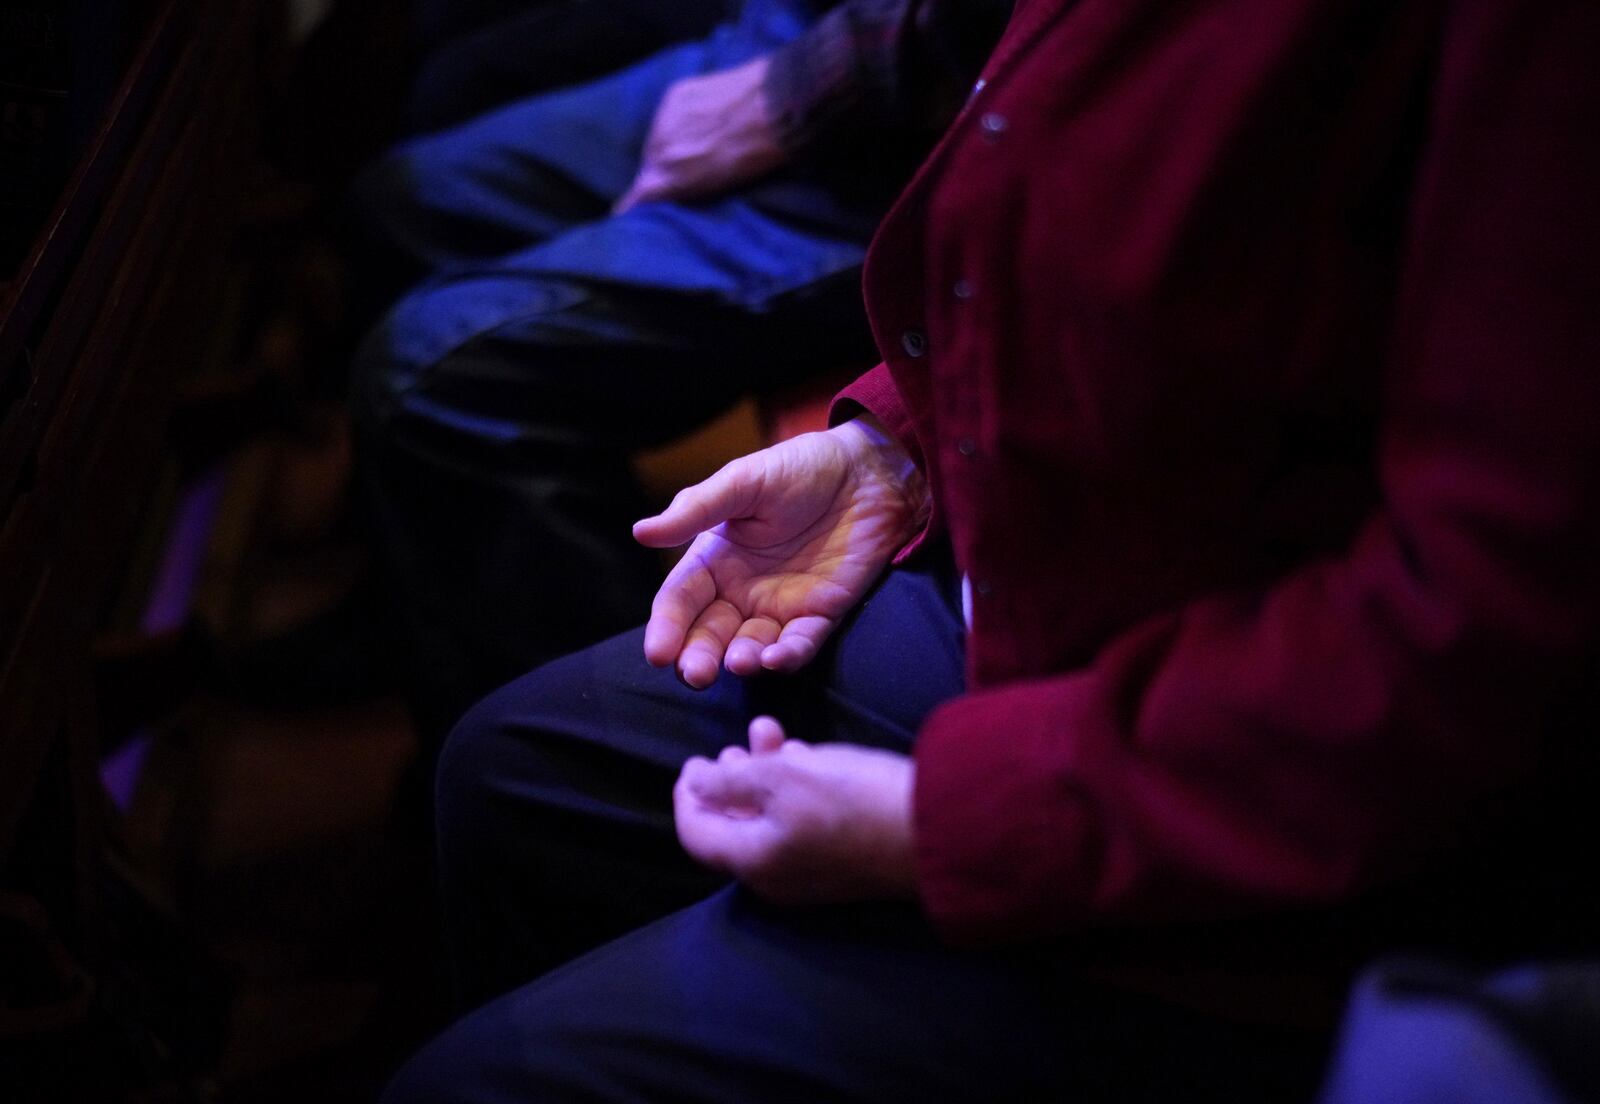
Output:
[0, 0, 275, 1040]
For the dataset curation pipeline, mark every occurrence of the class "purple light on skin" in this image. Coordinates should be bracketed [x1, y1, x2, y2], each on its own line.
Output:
[100, 466, 227, 812]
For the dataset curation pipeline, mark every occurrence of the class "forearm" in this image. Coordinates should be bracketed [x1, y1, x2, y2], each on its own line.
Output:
[763, 0, 1013, 154]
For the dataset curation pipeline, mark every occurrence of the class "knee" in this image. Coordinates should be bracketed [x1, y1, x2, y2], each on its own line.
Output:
[347, 141, 444, 257]
[434, 660, 568, 879]
[383, 992, 577, 1104]
[348, 308, 411, 439]
[347, 290, 466, 443]
[381, 1049, 459, 1104]
[349, 273, 579, 445]
[434, 643, 628, 874]
[434, 685, 515, 876]
[382, 1023, 507, 1104]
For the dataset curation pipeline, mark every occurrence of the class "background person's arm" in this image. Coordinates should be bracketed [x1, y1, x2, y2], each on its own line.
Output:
[764, 0, 1015, 154]
[615, 0, 1014, 210]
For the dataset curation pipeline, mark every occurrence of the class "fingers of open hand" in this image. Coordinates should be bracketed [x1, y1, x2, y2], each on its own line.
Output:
[758, 615, 834, 672]
[633, 458, 759, 549]
[724, 615, 782, 676]
[677, 598, 746, 689]
[642, 549, 717, 668]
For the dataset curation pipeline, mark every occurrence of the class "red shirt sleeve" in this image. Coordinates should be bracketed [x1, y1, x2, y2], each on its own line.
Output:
[912, 0, 1600, 944]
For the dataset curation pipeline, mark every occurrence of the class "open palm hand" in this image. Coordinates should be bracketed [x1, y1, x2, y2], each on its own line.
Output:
[634, 417, 928, 688]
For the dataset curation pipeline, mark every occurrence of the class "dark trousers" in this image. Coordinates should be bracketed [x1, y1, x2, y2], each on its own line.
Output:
[349, 0, 896, 739]
[384, 558, 1327, 1102]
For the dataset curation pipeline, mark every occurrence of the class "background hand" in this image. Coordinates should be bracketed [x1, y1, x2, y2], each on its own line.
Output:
[674, 717, 918, 903]
[633, 417, 927, 687]
[614, 56, 786, 213]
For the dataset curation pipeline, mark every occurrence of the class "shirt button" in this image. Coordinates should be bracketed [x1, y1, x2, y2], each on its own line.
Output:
[952, 278, 975, 300]
[974, 579, 994, 597]
[979, 112, 1009, 140]
[900, 329, 928, 358]
[956, 437, 977, 457]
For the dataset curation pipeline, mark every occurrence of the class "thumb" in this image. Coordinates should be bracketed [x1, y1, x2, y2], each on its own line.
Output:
[634, 455, 764, 548]
[748, 716, 786, 755]
[612, 178, 645, 215]
[612, 167, 671, 214]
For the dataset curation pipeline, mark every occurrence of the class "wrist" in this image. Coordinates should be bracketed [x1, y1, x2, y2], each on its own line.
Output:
[835, 415, 932, 529]
[876, 761, 920, 899]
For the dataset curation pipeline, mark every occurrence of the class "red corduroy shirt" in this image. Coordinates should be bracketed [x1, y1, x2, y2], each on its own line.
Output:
[833, 0, 1600, 946]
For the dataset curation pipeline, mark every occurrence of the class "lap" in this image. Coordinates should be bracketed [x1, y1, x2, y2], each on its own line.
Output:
[414, 557, 1327, 1100]
[349, 38, 718, 272]
[444, 553, 967, 795]
[431, 557, 967, 1001]
[355, 0, 841, 271]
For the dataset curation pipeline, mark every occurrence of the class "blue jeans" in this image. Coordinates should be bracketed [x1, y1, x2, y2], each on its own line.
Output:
[349, 0, 899, 738]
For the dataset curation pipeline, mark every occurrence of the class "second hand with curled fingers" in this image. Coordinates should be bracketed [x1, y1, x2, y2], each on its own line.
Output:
[632, 415, 929, 688]
[673, 714, 920, 903]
